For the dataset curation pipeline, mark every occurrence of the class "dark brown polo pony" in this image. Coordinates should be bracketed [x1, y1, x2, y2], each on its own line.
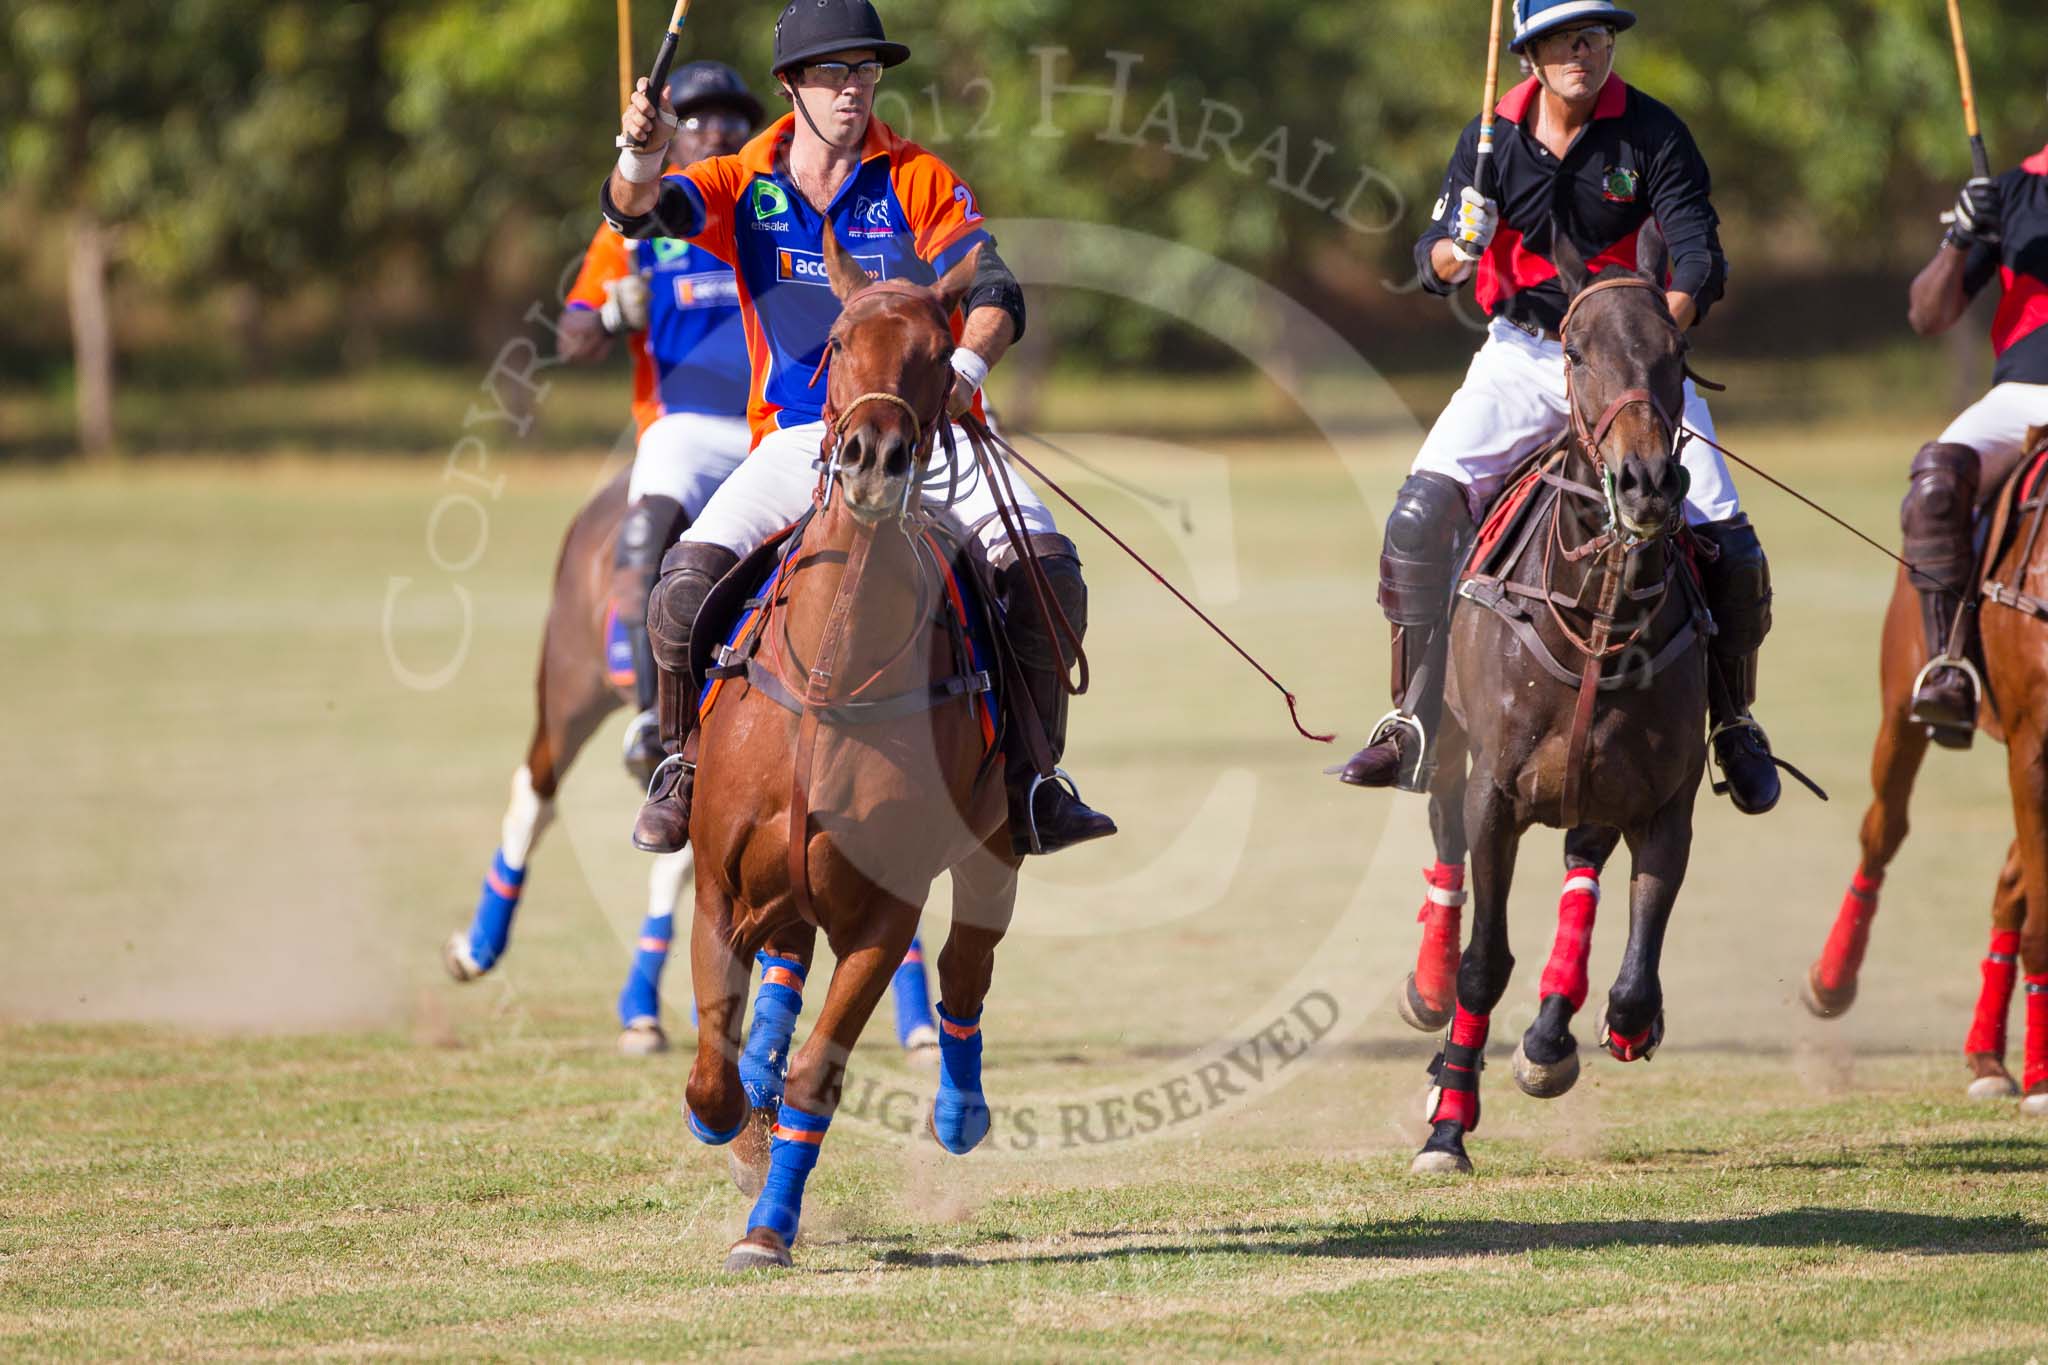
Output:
[683, 231, 1027, 1270]
[1804, 428, 2048, 1114]
[1414, 224, 1716, 1175]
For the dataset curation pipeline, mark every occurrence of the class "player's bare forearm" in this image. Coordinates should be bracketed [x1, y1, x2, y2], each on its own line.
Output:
[1908, 243, 1973, 337]
[1666, 291, 1698, 330]
[609, 170, 661, 221]
[958, 305, 1014, 369]
[1431, 238, 1475, 287]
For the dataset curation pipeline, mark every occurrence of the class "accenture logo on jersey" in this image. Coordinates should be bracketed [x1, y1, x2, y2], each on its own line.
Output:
[776, 247, 887, 287]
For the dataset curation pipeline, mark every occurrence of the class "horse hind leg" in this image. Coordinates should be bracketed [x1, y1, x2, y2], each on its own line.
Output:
[930, 837, 1021, 1155]
[1806, 576, 1931, 1017]
[726, 901, 920, 1272]
[617, 848, 696, 1056]
[892, 933, 941, 1061]
[2004, 734, 2048, 1117]
[1399, 717, 1471, 1033]
[723, 921, 820, 1195]
[1965, 844, 2024, 1100]
[1514, 824, 1620, 1099]
[682, 876, 756, 1173]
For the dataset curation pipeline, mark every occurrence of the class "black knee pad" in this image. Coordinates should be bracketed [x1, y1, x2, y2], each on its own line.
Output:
[616, 495, 685, 576]
[1694, 515, 1772, 656]
[1379, 472, 1473, 627]
[647, 542, 739, 672]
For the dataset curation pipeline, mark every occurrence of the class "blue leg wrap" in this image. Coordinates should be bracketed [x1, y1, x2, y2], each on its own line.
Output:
[745, 1106, 829, 1244]
[892, 936, 936, 1048]
[739, 953, 808, 1110]
[464, 850, 526, 973]
[931, 1004, 990, 1154]
[617, 912, 673, 1028]
[687, 1107, 747, 1147]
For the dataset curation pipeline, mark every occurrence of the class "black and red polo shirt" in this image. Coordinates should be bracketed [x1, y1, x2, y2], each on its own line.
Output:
[1416, 73, 1728, 335]
[1963, 144, 2048, 386]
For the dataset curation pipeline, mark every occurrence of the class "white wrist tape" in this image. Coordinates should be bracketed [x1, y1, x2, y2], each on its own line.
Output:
[615, 108, 679, 184]
[949, 348, 990, 394]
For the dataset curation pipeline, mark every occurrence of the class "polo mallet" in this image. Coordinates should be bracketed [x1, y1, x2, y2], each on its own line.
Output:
[616, 0, 635, 113]
[1946, 0, 1992, 179]
[1474, 0, 1508, 198]
[616, 0, 693, 149]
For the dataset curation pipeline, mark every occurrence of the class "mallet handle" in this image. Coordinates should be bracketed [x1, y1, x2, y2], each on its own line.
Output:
[617, 0, 634, 113]
[619, 0, 693, 149]
[1945, 0, 1992, 179]
[1474, 0, 1508, 198]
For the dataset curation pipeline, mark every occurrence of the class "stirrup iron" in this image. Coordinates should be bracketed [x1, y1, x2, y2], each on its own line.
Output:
[1019, 767, 1085, 857]
[1907, 653, 1984, 727]
[644, 752, 693, 802]
[1370, 708, 1432, 792]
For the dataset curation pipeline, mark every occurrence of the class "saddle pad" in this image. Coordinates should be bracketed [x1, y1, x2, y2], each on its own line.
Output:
[697, 520, 999, 754]
[1976, 439, 2048, 596]
[1462, 448, 1560, 584]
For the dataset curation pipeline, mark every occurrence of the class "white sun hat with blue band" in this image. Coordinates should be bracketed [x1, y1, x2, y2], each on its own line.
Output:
[1512, 0, 1637, 52]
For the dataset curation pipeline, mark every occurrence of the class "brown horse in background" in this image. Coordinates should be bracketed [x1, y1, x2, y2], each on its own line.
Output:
[1413, 224, 1716, 1176]
[1804, 429, 2048, 1115]
[681, 233, 1026, 1271]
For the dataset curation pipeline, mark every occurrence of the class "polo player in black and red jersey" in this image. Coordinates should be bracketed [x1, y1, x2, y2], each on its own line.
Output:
[1899, 142, 2048, 747]
[1338, 0, 1784, 815]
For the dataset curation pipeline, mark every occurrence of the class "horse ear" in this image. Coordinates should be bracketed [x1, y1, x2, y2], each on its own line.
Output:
[822, 222, 873, 302]
[933, 244, 982, 316]
[1551, 225, 1590, 298]
[1636, 218, 1670, 289]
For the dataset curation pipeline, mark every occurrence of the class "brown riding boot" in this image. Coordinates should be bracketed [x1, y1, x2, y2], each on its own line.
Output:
[631, 664, 696, 854]
[1901, 442, 1982, 747]
[1336, 621, 1434, 789]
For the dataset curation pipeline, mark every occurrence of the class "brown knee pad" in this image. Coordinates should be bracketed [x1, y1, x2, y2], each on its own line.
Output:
[646, 542, 740, 674]
[1902, 441, 1981, 593]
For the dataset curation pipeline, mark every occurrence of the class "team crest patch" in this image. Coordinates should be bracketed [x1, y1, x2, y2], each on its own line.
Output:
[1601, 167, 1639, 204]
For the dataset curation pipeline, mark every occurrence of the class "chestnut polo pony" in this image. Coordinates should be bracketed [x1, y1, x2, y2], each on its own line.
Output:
[1804, 426, 2048, 1115]
[683, 230, 1032, 1270]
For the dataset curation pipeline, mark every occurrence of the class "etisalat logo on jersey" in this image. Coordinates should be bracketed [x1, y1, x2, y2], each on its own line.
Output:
[1601, 166, 1639, 204]
[776, 247, 887, 287]
[750, 180, 791, 230]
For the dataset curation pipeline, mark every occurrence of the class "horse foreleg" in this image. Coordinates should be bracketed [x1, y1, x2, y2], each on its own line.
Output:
[1401, 716, 1471, 1033]
[720, 920, 820, 1196]
[892, 933, 940, 1058]
[1515, 824, 1621, 1099]
[726, 901, 920, 1272]
[2001, 737, 2048, 1117]
[1966, 845, 2025, 1099]
[682, 878, 752, 1152]
[1601, 792, 1697, 1063]
[931, 837, 1021, 1155]
[1808, 580, 1931, 1017]
[617, 848, 695, 1055]
[1413, 779, 1519, 1177]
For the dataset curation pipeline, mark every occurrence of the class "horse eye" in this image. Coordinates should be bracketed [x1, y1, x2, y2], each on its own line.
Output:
[1564, 344, 1584, 366]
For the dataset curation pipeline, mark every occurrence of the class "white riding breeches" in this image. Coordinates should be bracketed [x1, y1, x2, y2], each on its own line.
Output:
[1939, 382, 2048, 473]
[627, 412, 754, 518]
[678, 419, 1059, 558]
[1411, 317, 1741, 526]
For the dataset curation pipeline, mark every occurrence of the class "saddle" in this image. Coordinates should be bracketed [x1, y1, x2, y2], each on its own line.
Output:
[1452, 442, 1714, 694]
[690, 510, 1003, 770]
[1976, 438, 2048, 625]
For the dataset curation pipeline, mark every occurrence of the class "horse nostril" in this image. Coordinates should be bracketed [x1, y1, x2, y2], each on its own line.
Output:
[842, 432, 865, 469]
[881, 435, 909, 478]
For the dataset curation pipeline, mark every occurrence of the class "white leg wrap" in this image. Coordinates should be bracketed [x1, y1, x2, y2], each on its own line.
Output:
[1561, 874, 1601, 900]
[649, 847, 694, 918]
[500, 765, 556, 871]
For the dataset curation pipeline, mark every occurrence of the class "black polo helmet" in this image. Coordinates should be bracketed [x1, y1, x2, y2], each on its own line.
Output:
[770, 0, 910, 77]
[666, 60, 765, 125]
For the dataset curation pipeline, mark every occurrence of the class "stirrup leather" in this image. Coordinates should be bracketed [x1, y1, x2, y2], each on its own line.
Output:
[643, 752, 694, 802]
[1907, 653, 1984, 727]
[1367, 708, 1432, 792]
[1019, 767, 1085, 856]
[1708, 713, 1829, 803]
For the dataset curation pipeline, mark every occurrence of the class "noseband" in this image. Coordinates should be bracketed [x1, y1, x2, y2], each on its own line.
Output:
[1558, 274, 1690, 542]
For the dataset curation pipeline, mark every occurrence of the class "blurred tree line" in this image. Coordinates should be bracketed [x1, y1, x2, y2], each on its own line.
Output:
[4, 0, 2047, 452]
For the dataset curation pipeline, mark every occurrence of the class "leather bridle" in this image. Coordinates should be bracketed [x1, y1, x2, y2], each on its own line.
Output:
[1558, 273, 1690, 544]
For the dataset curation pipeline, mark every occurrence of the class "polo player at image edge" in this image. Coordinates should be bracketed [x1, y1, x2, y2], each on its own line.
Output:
[1337, 0, 1785, 815]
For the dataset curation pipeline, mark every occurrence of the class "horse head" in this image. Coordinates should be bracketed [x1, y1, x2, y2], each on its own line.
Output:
[1553, 220, 1688, 541]
[818, 224, 982, 525]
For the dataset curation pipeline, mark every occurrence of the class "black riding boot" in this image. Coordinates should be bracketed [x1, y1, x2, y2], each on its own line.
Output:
[631, 541, 739, 854]
[1695, 515, 1783, 814]
[615, 495, 683, 785]
[1337, 473, 1472, 792]
[1902, 441, 1983, 747]
[999, 540, 1117, 856]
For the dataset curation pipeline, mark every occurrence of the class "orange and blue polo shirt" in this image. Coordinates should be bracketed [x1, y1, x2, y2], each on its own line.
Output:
[603, 114, 993, 447]
[1962, 143, 2048, 386]
[566, 218, 752, 440]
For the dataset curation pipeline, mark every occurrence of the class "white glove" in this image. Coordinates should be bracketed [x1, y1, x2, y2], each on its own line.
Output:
[1450, 186, 1499, 263]
[600, 273, 651, 334]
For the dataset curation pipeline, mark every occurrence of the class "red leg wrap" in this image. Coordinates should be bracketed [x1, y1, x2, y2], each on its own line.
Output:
[1965, 930, 2022, 1059]
[1815, 868, 1882, 994]
[2025, 976, 2048, 1093]
[1414, 863, 1466, 1013]
[1449, 1004, 1490, 1050]
[1606, 1022, 1654, 1060]
[1427, 1007, 1490, 1131]
[1539, 872, 1600, 1011]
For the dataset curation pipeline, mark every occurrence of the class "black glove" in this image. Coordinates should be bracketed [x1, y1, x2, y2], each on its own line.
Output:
[1947, 176, 2003, 250]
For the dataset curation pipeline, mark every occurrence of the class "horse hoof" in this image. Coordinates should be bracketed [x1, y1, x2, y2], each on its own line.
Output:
[1967, 1073, 2020, 1101]
[443, 932, 485, 984]
[1410, 1147, 1473, 1176]
[1513, 1039, 1581, 1099]
[1799, 963, 1855, 1019]
[1396, 973, 1453, 1033]
[723, 1228, 792, 1272]
[1600, 1011, 1663, 1063]
[927, 1095, 991, 1155]
[902, 1024, 941, 1067]
[2022, 1091, 2048, 1119]
[617, 1021, 669, 1057]
[728, 1110, 774, 1197]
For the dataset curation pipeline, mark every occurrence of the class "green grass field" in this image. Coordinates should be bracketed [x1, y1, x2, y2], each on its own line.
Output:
[5, 415, 2047, 1360]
